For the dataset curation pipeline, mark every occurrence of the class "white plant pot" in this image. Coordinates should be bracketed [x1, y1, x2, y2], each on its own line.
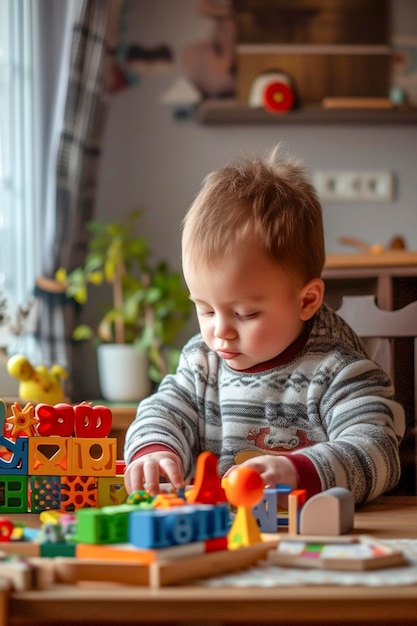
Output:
[97, 344, 151, 403]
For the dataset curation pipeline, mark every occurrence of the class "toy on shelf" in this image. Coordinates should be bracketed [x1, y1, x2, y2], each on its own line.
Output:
[7, 354, 68, 404]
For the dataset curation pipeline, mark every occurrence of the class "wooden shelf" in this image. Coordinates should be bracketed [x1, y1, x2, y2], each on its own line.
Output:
[196, 100, 417, 125]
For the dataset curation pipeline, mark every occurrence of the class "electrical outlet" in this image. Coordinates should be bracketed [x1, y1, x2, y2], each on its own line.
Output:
[313, 170, 394, 202]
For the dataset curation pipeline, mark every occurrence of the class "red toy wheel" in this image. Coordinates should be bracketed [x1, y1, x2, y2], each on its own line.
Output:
[263, 81, 294, 113]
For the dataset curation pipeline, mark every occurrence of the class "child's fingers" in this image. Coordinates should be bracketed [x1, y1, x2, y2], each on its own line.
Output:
[159, 455, 185, 489]
[124, 461, 145, 493]
[142, 457, 163, 495]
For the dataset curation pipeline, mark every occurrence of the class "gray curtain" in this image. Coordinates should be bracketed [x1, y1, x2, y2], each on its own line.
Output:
[33, 0, 123, 399]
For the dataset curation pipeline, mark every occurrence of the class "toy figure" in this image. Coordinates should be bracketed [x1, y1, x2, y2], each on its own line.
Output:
[7, 354, 68, 405]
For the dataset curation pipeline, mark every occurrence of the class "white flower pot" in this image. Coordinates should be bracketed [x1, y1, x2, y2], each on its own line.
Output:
[97, 344, 151, 402]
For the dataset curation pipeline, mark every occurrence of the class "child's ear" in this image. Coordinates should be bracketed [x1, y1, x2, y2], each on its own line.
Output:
[300, 278, 325, 321]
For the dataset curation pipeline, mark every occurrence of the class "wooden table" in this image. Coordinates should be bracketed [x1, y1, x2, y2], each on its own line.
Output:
[3, 496, 417, 625]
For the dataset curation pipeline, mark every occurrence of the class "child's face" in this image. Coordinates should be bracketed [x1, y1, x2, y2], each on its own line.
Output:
[183, 238, 311, 370]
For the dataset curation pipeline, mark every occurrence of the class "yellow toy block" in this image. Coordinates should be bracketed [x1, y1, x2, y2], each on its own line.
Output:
[97, 475, 128, 507]
[71, 438, 116, 477]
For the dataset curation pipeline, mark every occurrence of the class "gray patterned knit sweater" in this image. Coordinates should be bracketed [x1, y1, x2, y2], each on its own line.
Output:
[124, 303, 405, 505]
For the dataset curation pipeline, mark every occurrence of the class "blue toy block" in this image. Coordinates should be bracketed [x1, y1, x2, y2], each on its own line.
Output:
[0, 437, 28, 474]
[197, 502, 230, 539]
[0, 475, 28, 513]
[129, 508, 193, 549]
[129, 503, 230, 550]
[253, 488, 278, 533]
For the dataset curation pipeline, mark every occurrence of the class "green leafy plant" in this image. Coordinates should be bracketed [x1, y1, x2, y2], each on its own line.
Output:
[56, 210, 192, 383]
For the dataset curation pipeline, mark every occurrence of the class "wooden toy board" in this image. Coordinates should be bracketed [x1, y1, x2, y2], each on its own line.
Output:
[267, 535, 407, 571]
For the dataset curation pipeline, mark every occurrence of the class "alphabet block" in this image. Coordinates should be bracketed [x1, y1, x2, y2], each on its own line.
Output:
[0, 476, 28, 513]
[0, 437, 28, 474]
[253, 488, 278, 533]
[74, 404, 112, 438]
[30, 476, 61, 512]
[36, 403, 74, 437]
[129, 504, 230, 550]
[71, 438, 116, 477]
[60, 476, 97, 512]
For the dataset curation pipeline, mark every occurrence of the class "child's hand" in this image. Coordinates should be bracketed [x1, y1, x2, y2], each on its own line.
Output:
[225, 455, 298, 491]
[124, 451, 185, 496]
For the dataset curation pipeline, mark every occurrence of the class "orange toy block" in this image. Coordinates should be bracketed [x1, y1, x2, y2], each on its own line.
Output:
[28, 437, 73, 476]
[6, 402, 37, 437]
[288, 489, 307, 535]
[61, 476, 98, 511]
[77, 536, 226, 565]
[71, 438, 116, 477]
[97, 476, 128, 507]
[186, 451, 227, 504]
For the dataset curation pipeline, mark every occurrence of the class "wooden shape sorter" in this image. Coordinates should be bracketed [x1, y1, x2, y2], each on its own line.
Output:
[60, 476, 98, 511]
[0, 476, 28, 513]
[97, 475, 128, 507]
[30, 476, 61, 512]
[71, 438, 116, 477]
[0, 436, 28, 474]
[28, 437, 73, 476]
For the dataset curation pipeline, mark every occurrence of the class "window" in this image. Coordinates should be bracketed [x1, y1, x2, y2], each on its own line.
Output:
[0, 0, 40, 342]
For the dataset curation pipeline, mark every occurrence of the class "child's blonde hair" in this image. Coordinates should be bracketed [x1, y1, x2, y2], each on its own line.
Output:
[182, 146, 325, 283]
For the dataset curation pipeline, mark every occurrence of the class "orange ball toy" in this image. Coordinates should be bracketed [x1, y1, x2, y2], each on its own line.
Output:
[224, 466, 264, 508]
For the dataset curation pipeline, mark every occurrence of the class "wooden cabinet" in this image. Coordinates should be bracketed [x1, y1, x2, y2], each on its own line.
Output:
[323, 252, 417, 496]
[323, 252, 417, 311]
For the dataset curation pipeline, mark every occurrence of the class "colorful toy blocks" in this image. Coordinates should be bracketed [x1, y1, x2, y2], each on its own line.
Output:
[0, 399, 118, 513]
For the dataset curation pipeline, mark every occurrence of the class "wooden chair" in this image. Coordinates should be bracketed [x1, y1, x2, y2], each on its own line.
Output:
[336, 295, 417, 495]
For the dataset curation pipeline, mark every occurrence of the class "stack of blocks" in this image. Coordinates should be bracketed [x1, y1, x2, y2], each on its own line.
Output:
[0, 400, 127, 515]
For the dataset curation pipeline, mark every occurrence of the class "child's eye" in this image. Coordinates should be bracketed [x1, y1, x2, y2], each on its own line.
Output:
[235, 312, 259, 319]
[198, 310, 214, 317]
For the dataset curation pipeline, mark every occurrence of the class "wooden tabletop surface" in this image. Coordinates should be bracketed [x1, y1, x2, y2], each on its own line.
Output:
[4, 496, 417, 625]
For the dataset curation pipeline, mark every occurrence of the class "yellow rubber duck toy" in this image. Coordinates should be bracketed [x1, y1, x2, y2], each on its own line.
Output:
[7, 354, 68, 404]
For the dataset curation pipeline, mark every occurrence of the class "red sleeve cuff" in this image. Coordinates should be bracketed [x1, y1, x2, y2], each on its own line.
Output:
[284, 453, 323, 500]
[131, 444, 179, 463]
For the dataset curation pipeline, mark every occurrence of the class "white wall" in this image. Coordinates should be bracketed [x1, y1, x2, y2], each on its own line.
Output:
[97, 0, 417, 257]
[80, 0, 417, 398]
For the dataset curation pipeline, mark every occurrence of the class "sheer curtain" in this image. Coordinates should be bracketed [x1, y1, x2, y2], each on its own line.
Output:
[0, 0, 40, 353]
[34, 1, 122, 396]
[0, 0, 122, 398]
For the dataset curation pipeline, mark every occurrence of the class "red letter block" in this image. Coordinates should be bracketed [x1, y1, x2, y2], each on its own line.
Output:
[36, 403, 75, 437]
[74, 404, 112, 438]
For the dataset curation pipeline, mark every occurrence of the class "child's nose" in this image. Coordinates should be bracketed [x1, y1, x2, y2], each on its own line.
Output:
[214, 317, 236, 339]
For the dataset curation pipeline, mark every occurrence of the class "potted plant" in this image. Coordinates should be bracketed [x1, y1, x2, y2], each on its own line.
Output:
[56, 210, 192, 402]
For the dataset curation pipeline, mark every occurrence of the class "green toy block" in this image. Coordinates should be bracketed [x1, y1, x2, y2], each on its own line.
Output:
[0, 475, 28, 513]
[75, 506, 131, 544]
[40, 542, 76, 557]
